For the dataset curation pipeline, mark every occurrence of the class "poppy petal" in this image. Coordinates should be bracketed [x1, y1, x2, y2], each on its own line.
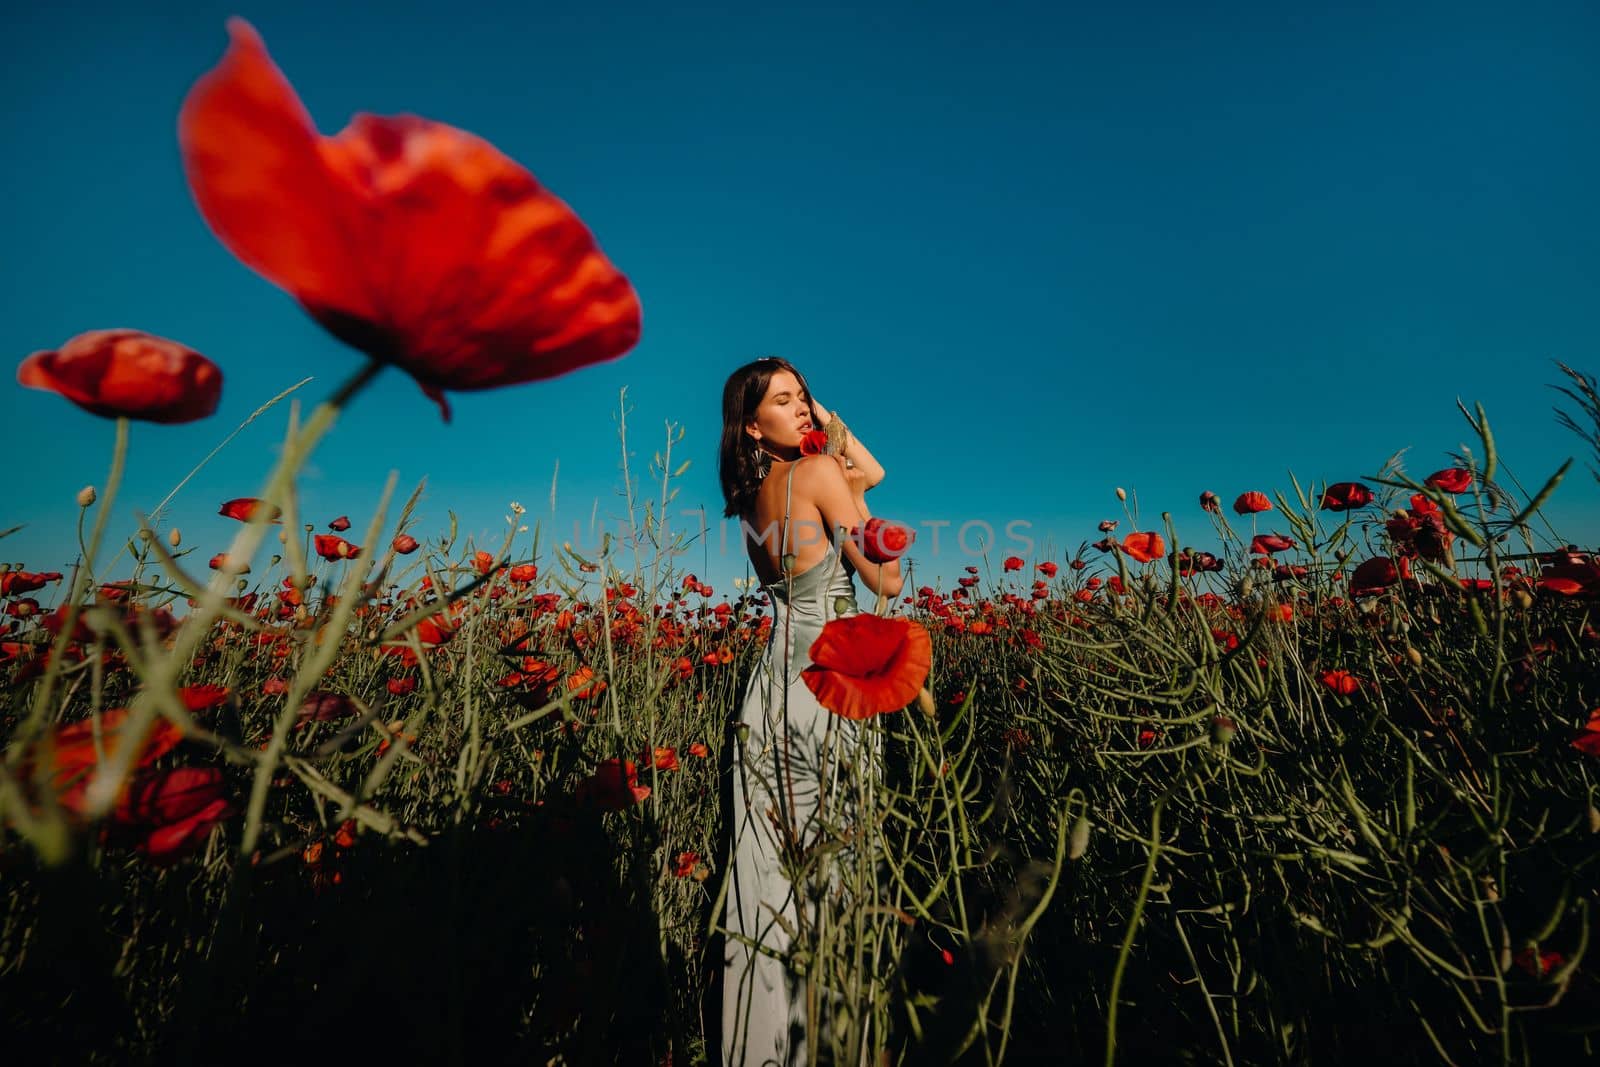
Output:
[180, 20, 376, 329]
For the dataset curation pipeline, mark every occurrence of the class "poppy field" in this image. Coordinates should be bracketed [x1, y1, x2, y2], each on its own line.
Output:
[5, 372, 1600, 1063]
[5, 16, 1600, 1067]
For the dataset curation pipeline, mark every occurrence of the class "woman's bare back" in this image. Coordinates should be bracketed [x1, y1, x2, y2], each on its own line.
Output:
[742, 459, 835, 584]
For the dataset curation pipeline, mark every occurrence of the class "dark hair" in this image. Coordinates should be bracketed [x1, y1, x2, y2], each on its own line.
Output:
[718, 357, 814, 519]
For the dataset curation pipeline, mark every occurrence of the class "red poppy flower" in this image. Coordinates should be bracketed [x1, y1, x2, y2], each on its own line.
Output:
[1003, 556, 1024, 572]
[1037, 561, 1058, 578]
[112, 766, 233, 863]
[1409, 493, 1441, 515]
[386, 676, 418, 696]
[1320, 482, 1373, 511]
[179, 684, 231, 712]
[575, 759, 651, 810]
[180, 20, 641, 420]
[798, 429, 830, 456]
[1250, 533, 1296, 555]
[1121, 531, 1166, 564]
[0, 570, 63, 596]
[209, 553, 250, 574]
[1319, 669, 1360, 696]
[30, 709, 186, 815]
[688, 742, 710, 758]
[328, 515, 351, 532]
[18, 329, 222, 424]
[391, 534, 420, 554]
[507, 563, 538, 584]
[1573, 709, 1600, 758]
[1233, 491, 1273, 515]
[1539, 560, 1600, 597]
[802, 614, 933, 720]
[566, 665, 607, 700]
[648, 746, 679, 772]
[1424, 468, 1472, 494]
[296, 691, 357, 724]
[673, 851, 699, 878]
[219, 497, 280, 523]
[314, 534, 361, 561]
[1513, 947, 1566, 979]
[852, 519, 913, 564]
[1350, 557, 1400, 597]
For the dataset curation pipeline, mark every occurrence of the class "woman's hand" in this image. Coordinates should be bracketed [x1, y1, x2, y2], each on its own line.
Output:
[833, 453, 871, 503]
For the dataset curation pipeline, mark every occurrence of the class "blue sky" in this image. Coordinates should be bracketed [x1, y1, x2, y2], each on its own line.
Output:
[5, 1, 1598, 594]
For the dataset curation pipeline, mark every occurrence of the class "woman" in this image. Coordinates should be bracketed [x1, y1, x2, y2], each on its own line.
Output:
[716, 357, 903, 1066]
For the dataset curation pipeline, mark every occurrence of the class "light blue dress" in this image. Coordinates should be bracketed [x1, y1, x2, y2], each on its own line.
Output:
[723, 461, 860, 1066]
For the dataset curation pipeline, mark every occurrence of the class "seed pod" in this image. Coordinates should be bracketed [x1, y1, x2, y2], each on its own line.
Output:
[1405, 646, 1423, 668]
[1588, 804, 1600, 834]
[76, 485, 97, 508]
[1511, 590, 1533, 611]
[1211, 715, 1237, 746]
[1068, 812, 1091, 860]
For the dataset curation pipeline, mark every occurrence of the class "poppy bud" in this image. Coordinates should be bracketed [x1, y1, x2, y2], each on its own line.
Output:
[1068, 812, 1091, 860]
[916, 687, 936, 717]
[169, 528, 182, 548]
[1210, 715, 1237, 745]
[1115, 487, 1127, 502]
[77, 485, 97, 508]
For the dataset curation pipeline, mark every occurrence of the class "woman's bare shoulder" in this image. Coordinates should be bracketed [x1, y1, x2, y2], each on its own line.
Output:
[789, 454, 843, 489]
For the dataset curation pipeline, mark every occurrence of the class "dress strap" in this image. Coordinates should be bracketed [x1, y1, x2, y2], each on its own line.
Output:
[779, 461, 798, 573]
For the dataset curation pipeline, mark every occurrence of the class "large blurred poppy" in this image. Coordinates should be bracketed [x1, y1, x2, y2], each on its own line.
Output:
[113, 766, 233, 863]
[32, 708, 185, 815]
[18, 329, 222, 424]
[802, 614, 932, 720]
[0, 570, 63, 596]
[180, 20, 641, 420]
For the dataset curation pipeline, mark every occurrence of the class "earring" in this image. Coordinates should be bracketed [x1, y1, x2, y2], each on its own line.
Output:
[752, 443, 771, 473]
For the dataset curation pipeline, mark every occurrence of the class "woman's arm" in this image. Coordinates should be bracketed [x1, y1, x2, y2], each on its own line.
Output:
[795, 456, 903, 599]
[810, 397, 885, 490]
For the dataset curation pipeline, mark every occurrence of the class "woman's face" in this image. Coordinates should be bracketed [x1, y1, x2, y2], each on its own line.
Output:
[745, 370, 813, 456]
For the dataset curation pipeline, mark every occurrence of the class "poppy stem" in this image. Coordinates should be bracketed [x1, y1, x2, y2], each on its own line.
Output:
[18, 418, 129, 778]
[328, 359, 385, 409]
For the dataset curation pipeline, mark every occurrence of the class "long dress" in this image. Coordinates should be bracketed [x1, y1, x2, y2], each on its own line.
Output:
[723, 462, 860, 1067]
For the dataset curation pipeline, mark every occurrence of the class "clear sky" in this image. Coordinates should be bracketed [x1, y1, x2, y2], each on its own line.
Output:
[5, 1, 1598, 594]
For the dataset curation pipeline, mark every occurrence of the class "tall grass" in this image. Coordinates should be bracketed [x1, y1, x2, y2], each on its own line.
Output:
[1, 384, 1596, 1064]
